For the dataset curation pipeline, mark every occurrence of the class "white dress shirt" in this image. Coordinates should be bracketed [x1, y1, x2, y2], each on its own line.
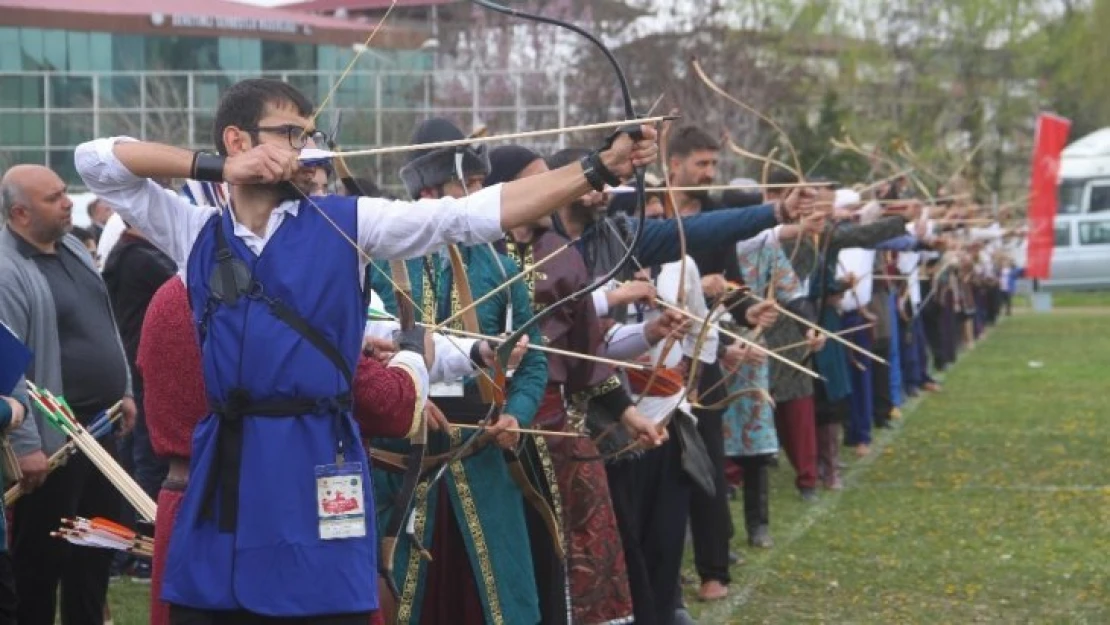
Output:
[75, 137, 505, 287]
[836, 248, 875, 312]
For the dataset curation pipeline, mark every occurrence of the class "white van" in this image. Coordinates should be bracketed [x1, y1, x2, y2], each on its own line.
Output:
[1044, 128, 1110, 289]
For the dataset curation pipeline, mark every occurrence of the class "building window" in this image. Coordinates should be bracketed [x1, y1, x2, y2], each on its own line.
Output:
[1079, 220, 1110, 246]
[42, 29, 68, 71]
[90, 32, 112, 72]
[0, 28, 20, 71]
[113, 34, 146, 71]
[262, 41, 316, 71]
[1057, 180, 1084, 215]
[146, 36, 219, 71]
[1054, 224, 1071, 247]
[1088, 184, 1110, 213]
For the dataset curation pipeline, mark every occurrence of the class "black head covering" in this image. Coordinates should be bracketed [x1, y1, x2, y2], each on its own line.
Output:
[398, 117, 490, 198]
[484, 145, 542, 186]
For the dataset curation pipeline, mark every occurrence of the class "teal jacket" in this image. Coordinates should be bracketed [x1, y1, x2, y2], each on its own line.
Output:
[369, 245, 547, 423]
[368, 244, 548, 625]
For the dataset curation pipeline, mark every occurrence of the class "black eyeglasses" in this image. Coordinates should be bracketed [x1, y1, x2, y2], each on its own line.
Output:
[246, 125, 329, 150]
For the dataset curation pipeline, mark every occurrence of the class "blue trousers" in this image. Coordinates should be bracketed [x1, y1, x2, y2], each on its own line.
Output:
[888, 293, 903, 407]
[902, 314, 929, 390]
[842, 311, 874, 446]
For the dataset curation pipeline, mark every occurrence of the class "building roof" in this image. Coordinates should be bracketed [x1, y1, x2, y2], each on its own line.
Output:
[284, 0, 644, 21]
[284, 0, 450, 12]
[0, 0, 425, 46]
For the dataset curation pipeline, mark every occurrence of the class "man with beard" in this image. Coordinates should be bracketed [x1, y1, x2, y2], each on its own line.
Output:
[545, 145, 793, 621]
[75, 78, 659, 624]
[0, 164, 138, 625]
[658, 125, 787, 602]
[546, 147, 795, 322]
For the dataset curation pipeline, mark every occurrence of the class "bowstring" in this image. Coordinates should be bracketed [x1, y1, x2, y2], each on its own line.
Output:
[301, 0, 399, 144]
[291, 186, 505, 397]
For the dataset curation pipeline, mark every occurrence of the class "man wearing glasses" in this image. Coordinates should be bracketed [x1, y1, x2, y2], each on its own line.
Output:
[75, 78, 659, 625]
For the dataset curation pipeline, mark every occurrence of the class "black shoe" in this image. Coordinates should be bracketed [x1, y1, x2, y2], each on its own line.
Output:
[673, 607, 699, 625]
[748, 525, 773, 549]
[799, 488, 819, 503]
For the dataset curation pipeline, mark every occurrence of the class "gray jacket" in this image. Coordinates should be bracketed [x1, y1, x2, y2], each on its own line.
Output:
[0, 227, 132, 457]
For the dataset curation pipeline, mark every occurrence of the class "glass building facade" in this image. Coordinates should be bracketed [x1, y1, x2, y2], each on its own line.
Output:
[0, 26, 434, 185]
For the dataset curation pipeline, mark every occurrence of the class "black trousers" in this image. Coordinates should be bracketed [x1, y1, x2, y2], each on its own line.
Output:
[921, 302, 945, 371]
[871, 338, 894, 426]
[739, 455, 772, 533]
[606, 424, 690, 625]
[986, 286, 1001, 325]
[12, 435, 120, 625]
[170, 606, 368, 625]
[0, 552, 16, 625]
[689, 363, 733, 586]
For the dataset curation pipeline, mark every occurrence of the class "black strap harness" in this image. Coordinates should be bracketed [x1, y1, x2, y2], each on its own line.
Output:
[200, 215, 355, 533]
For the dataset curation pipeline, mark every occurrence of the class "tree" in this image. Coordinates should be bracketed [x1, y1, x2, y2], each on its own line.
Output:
[791, 89, 871, 183]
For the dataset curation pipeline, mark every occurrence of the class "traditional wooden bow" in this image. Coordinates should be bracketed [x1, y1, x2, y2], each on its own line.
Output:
[330, 145, 428, 603]
[462, 0, 650, 441]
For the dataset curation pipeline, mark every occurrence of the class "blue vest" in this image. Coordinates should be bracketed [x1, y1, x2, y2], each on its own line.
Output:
[162, 197, 377, 616]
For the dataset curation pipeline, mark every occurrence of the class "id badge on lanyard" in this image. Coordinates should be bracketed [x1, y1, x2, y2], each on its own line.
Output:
[314, 462, 367, 540]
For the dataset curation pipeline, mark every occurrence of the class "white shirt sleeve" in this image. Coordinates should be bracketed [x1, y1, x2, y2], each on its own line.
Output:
[355, 185, 505, 260]
[836, 248, 875, 311]
[591, 290, 610, 318]
[429, 334, 479, 383]
[679, 257, 718, 364]
[74, 137, 217, 272]
[601, 323, 653, 360]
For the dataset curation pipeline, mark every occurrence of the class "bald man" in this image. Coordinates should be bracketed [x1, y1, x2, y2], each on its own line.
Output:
[0, 164, 137, 625]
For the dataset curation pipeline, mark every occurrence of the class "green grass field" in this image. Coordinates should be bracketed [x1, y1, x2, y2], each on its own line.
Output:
[1013, 289, 1110, 309]
[107, 308, 1110, 624]
[686, 310, 1110, 624]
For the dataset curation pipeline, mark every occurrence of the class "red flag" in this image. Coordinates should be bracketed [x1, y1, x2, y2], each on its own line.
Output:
[1026, 113, 1071, 279]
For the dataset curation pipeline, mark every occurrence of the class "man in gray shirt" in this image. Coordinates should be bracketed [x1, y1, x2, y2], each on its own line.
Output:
[0, 164, 136, 625]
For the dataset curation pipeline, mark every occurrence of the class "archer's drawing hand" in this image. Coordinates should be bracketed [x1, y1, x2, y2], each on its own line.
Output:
[609, 281, 657, 308]
[223, 143, 303, 185]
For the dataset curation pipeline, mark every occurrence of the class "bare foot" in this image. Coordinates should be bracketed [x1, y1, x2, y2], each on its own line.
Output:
[698, 580, 729, 601]
[854, 443, 871, 458]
